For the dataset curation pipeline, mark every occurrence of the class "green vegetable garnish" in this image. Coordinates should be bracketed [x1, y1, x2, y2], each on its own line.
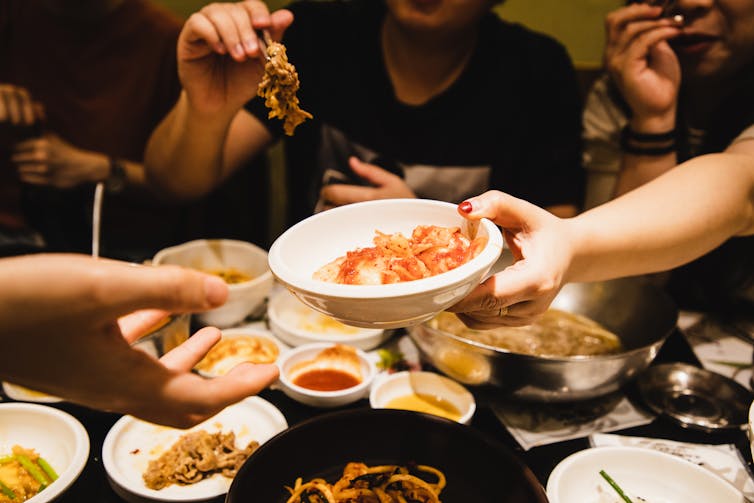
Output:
[0, 479, 16, 499]
[37, 457, 58, 482]
[599, 469, 633, 503]
[15, 454, 50, 490]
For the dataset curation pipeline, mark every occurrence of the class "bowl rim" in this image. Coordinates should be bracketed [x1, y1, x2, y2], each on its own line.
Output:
[276, 342, 376, 398]
[369, 370, 476, 424]
[227, 407, 548, 503]
[268, 199, 504, 299]
[152, 238, 273, 291]
[0, 402, 90, 503]
[267, 288, 385, 340]
[409, 308, 674, 363]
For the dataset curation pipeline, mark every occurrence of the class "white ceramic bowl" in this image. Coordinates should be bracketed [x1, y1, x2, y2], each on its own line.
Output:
[546, 446, 745, 503]
[153, 239, 274, 328]
[194, 327, 287, 377]
[369, 370, 476, 424]
[276, 342, 377, 408]
[267, 288, 391, 350]
[102, 397, 287, 503]
[268, 199, 503, 329]
[0, 403, 89, 503]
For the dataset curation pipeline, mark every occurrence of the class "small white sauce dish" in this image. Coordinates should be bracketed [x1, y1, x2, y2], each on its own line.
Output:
[369, 370, 476, 424]
[267, 288, 391, 350]
[276, 342, 377, 408]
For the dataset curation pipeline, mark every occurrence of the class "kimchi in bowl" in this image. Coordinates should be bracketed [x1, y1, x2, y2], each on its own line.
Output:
[268, 199, 503, 329]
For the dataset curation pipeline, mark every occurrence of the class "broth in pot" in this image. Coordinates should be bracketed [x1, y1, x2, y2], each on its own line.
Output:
[430, 309, 623, 358]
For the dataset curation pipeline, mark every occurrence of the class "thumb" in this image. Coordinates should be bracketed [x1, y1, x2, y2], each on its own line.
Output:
[459, 190, 548, 231]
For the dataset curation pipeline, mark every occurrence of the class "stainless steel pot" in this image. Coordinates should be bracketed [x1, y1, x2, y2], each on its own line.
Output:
[408, 277, 679, 402]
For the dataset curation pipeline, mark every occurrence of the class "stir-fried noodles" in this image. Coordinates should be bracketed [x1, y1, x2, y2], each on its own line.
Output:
[285, 462, 446, 503]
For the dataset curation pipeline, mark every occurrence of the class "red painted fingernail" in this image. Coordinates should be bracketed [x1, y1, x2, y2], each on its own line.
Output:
[459, 201, 473, 213]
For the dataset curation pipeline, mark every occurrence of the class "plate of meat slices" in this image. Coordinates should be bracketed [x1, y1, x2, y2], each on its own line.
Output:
[102, 397, 287, 503]
[268, 199, 504, 330]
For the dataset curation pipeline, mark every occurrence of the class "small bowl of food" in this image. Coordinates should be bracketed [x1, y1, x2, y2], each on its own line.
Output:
[131, 312, 191, 360]
[276, 343, 377, 408]
[268, 199, 503, 329]
[267, 289, 391, 350]
[0, 403, 89, 503]
[194, 327, 286, 377]
[369, 370, 476, 424]
[153, 239, 274, 328]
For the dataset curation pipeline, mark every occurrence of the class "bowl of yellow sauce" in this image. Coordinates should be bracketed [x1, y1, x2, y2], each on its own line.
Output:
[369, 371, 475, 424]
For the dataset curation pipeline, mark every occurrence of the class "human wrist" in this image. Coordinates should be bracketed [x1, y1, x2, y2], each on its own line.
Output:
[620, 124, 677, 156]
[105, 157, 128, 193]
[629, 113, 676, 134]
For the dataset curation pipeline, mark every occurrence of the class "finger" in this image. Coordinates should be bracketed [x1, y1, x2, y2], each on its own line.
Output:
[202, 3, 245, 61]
[15, 162, 49, 174]
[348, 157, 401, 186]
[12, 87, 35, 125]
[17, 172, 50, 185]
[12, 152, 47, 166]
[614, 18, 679, 54]
[118, 309, 172, 344]
[184, 11, 226, 56]
[160, 326, 222, 371]
[624, 26, 681, 61]
[70, 258, 229, 319]
[320, 183, 376, 207]
[13, 137, 45, 153]
[454, 311, 537, 329]
[5, 87, 23, 125]
[458, 190, 546, 231]
[226, 3, 256, 60]
[240, 0, 271, 29]
[268, 8, 294, 42]
[605, 4, 663, 45]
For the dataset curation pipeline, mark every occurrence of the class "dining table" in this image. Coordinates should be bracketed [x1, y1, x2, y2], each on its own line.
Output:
[3, 318, 753, 503]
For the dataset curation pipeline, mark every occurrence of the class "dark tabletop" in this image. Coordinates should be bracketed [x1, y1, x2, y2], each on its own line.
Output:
[6, 328, 752, 503]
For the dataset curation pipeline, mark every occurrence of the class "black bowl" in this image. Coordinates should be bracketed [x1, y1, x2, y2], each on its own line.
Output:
[226, 408, 547, 503]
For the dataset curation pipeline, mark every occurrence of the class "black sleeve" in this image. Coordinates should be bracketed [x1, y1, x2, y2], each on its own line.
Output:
[510, 37, 585, 210]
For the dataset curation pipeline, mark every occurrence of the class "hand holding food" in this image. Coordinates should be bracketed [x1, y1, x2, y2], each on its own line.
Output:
[176, 1, 294, 117]
[604, 2, 682, 127]
[0, 254, 279, 428]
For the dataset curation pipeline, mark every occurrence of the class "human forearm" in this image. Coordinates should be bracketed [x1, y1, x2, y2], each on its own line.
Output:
[567, 153, 754, 282]
[145, 92, 236, 200]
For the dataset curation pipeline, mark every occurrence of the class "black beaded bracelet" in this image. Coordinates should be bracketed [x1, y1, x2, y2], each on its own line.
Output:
[620, 125, 677, 156]
[622, 126, 677, 143]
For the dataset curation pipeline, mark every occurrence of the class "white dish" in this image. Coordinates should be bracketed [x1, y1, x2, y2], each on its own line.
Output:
[153, 239, 274, 328]
[268, 199, 503, 329]
[267, 288, 390, 350]
[194, 327, 288, 377]
[2, 382, 63, 403]
[102, 397, 287, 502]
[369, 370, 476, 424]
[546, 445, 745, 503]
[0, 403, 90, 503]
[276, 342, 377, 408]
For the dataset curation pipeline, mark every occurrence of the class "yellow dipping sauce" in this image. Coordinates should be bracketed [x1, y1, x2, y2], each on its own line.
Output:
[385, 393, 462, 422]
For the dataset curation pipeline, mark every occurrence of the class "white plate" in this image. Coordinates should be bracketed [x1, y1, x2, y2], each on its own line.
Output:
[2, 381, 63, 403]
[102, 397, 288, 502]
[546, 445, 745, 503]
[0, 403, 89, 503]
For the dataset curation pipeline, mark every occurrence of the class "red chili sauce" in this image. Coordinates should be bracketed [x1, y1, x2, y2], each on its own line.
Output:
[292, 368, 361, 391]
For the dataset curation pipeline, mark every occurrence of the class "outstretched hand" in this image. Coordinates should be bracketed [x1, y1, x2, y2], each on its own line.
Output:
[178, 1, 294, 117]
[0, 254, 279, 428]
[447, 191, 574, 328]
[319, 156, 414, 211]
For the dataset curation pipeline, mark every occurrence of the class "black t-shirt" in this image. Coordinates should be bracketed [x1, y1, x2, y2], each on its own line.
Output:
[246, 0, 584, 227]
